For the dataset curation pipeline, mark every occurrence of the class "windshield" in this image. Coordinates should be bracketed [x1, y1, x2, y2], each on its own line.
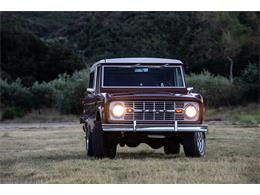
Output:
[102, 66, 184, 87]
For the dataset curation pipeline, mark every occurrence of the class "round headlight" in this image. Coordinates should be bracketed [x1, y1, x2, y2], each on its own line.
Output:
[112, 104, 125, 118]
[184, 104, 197, 119]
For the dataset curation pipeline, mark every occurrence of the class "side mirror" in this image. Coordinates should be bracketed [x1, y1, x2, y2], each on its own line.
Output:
[87, 88, 95, 94]
[187, 87, 193, 93]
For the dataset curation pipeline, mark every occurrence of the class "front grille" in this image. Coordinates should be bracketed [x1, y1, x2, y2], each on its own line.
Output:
[124, 101, 184, 121]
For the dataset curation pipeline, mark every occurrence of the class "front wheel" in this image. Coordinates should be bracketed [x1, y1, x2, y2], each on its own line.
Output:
[92, 122, 117, 159]
[92, 122, 106, 158]
[182, 132, 206, 157]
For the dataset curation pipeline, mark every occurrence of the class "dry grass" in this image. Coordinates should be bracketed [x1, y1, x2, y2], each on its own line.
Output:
[0, 122, 259, 184]
[1, 109, 78, 123]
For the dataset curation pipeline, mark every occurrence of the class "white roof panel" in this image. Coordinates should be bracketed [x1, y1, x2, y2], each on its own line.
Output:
[102, 58, 182, 64]
[90, 57, 183, 71]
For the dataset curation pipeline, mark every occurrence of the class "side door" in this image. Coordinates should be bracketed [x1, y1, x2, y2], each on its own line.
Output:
[83, 67, 104, 126]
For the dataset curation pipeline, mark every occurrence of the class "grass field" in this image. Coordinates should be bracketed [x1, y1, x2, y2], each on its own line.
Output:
[0, 122, 259, 184]
[205, 104, 260, 125]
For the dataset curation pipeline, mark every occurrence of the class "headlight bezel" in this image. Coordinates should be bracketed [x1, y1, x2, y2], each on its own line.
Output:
[184, 102, 200, 121]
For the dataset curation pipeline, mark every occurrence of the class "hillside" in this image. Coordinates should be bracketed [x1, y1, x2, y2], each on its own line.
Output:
[1, 12, 259, 84]
[1, 12, 85, 84]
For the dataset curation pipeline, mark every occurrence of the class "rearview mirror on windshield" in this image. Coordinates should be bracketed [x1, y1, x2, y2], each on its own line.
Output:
[134, 68, 149, 73]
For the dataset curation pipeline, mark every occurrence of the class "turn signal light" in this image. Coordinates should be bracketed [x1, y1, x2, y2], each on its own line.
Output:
[175, 109, 183, 113]
[126, 108, 133, 113]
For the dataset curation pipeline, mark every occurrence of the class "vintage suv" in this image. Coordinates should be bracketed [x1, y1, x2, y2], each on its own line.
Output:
[80, 58, 208, 158]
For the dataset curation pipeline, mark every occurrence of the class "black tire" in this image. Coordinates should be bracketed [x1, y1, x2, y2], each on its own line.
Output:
[92, 122, 117, 159]
[164, 140, 180, 155]
[85, 125, 93, 157]
[106, 143, 117, 159]
[182, 132, 206, 157]
[92, 122, 107, 158]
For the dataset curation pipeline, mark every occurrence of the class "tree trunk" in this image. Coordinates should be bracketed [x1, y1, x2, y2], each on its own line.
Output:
[227, 56, 234, 83]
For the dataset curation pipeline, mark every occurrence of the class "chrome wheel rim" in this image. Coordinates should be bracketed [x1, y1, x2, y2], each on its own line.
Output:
[86, 138, 89, 150]
[196, 132, 205, 155]
[86, 130, 90, 152]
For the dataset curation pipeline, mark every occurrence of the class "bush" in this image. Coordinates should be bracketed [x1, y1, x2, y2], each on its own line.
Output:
[30, 81, 53, 108]
[0, 78, 33, 111]
[49, 69, 89, 114]
[1, 66, 257, 118]
[0, 69, 89, 117]
[1, 106, 25, 120]
[186, 71, 243, 107]
[236, 63, 259, 101]
[239, 63, 258, 84]
[0, 78, 54, 115]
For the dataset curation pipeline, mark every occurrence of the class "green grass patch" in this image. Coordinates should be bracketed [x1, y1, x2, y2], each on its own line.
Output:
[227, 114, 260, 124]
[205, 103, 260, 124]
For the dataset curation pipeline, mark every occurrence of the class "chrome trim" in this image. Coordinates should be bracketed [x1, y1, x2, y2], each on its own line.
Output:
[133, 120, 136, 132]
[94, 66, 97, 91]
[122, 101, 185, 122]
[101, 65, 186, 88]
[147, 135, 165, 138]
[153, 101, 155, 120]
[163, 102, 166, 120]
[102, 123, 208, 132]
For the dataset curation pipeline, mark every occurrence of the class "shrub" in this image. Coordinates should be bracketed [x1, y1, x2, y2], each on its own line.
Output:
[239, 63, 258, 84]
[1, 106, 25, 120]
[0, 78, 33, 111]
[236, 63, 259, 101]
[50, 69, 89, 114]
[186, 71, 243, 107]
[30, 81, 53, 108]
[0, 69, 89, 116]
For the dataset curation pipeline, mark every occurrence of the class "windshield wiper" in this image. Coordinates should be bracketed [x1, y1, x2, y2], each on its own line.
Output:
[132, 63, 141, 67]
[159, 63, 169, 68]
[132, 63, 169, 68]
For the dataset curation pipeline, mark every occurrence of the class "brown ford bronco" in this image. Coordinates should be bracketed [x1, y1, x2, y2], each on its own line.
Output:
[80, 58, 208, 158]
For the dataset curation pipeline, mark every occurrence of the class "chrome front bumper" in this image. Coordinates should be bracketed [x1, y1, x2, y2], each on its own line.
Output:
[102, 121, 208, 132]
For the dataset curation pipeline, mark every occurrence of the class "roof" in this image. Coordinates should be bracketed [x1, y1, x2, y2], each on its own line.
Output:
[90, 57, 183, 71]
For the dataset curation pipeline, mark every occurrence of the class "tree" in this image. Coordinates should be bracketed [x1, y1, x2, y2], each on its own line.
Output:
[219, 13, 251, 83]
[222, 30, 241, 83]
[0, 27, 84, 85]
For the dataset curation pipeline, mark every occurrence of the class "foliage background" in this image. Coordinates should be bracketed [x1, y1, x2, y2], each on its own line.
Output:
[0, 12, 259, 118]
